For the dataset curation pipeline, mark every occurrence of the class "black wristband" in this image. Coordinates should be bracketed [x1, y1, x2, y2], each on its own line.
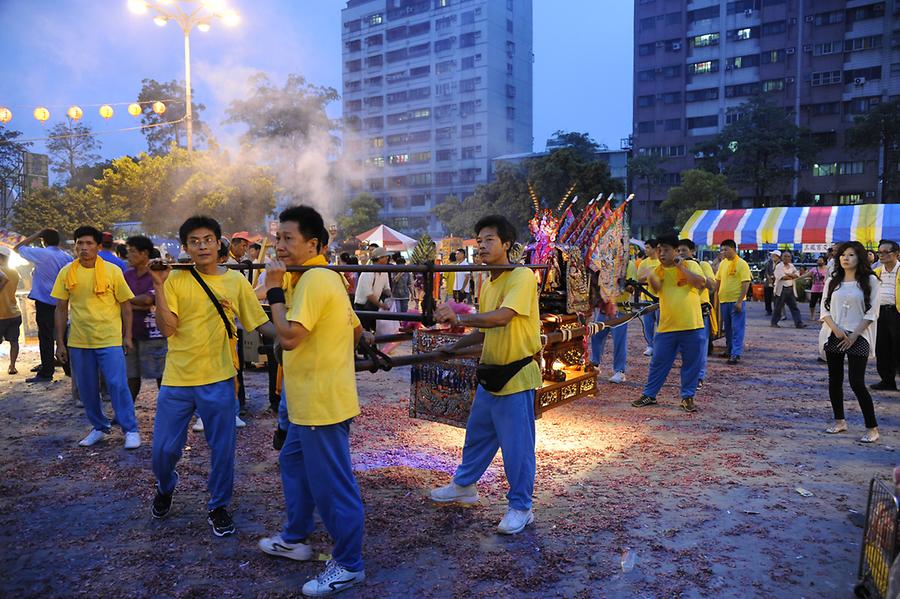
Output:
[266, 287, 286, 305]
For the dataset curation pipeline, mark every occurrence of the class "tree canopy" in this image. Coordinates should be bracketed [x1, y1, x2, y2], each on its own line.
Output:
[46, 121, 101, 184]
[137, 78, 209, 155]
[337, 193, 382, 238]
[661, 169, 737, 231]
[10, 186, 125, 240]
[845, 97, 900, 202]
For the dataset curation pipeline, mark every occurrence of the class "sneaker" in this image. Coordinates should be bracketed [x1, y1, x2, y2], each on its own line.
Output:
[680, 397, 697, 413]
[870, 382, 898, 391]
[770, 323, 781, 328]
[301, 560, 365, 597]
[192, 418, 204, 432]
[698, 379, 704, 389]
[235, 415, 247, 428]
[124, 431, 141, 450]
[631, 394, 657, 408]
[79, 429, 108, 447]
[795, 322, 807, 329]
[642, 347, 653, 357]
[608, 371, 626, 384]
[258, 533, 313, 561]
[25, 375, 53, 383]
[430, 481, 479, 504]
[727, 356, 740, 366]
[208, 506, 236, 537]
[151, 487, 173, 519]
[497, 508, 534, 535]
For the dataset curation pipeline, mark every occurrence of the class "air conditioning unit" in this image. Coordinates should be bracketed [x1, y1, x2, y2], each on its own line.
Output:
[805, 15, 814, 22]
[744, 9, 753, 16]
[786, 77, 795, 83]
[854, 77, 866, 86]
[789, 17, 797, 24]
[866, 191, 876, 198]
[803, 44, 813, 52]
[672, 42, 682, 50]
[786, 47, 796, 54]
[656, 41, 665, 47]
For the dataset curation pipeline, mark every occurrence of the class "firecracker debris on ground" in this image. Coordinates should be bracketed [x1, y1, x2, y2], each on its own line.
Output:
[0, 305, 894, 598]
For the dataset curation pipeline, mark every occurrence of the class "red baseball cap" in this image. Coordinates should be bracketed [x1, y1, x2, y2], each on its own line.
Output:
[231, 231, 251, 242]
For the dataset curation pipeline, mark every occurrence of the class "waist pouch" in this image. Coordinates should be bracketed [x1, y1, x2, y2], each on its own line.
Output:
[476, 356, 535, 393]
[701, 303, 712, 317]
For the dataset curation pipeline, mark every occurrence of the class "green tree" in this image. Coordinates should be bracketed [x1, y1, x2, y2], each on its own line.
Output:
[661, 169, 737, 231]
[45, 121, 101, 184]
[434, 164, 534, 238]
[527, 147, 622, 211]
[845, 97, 900, 202]
[137, 78, 208, 155]
[86, 148, 276, 236]
[545, 130, 603, 161]
[11, 186, 126, 239]
[627, 154, 666, 204]
[337, 193, 382, 237]
[710, 95, 819, 205]
[0, 126, 32, 225]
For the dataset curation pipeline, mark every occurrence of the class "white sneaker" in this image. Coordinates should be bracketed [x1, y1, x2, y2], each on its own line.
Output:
[192, 418, 204, 432]
[643, 347, 653, 357]
[79, 429, 108, 447]
[302, 560, 365, 597]
[124, 431, 141, 449]
[235, 415, 246, 428]
[608, 371, 626, 384]
[258, 533, 313, 561]
[430, 481, 479, 504]
[497, 508, 534, 535]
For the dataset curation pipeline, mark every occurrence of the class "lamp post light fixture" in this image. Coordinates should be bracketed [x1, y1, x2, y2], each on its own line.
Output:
[127, 0, 239, 151]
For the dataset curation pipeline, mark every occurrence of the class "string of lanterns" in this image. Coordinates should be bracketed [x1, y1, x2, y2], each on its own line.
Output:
[0, 101, 169, 125]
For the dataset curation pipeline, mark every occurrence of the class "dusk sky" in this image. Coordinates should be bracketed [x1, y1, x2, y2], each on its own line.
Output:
[1, 0, 634, 164]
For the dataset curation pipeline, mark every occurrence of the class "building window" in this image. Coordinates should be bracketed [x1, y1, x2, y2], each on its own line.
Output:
[345, 80, 362, 92]
[435, 38, 454, 52]
[811, 70, 842, 86]
[368, 13, 383, 25]
[726, 0, 756, 14]
[662, 65, 682, 78]
[461, 146, 480, 159]
[812, 10, 843, 26]
[506, 106, 515, 120]
[638, 43, 656, 57]
[436, 15, 456, 30]
[460, 77, 481, 92]
[685, 87, 719, 102]
[365, 95, 383, 108]
[845, 35, 883, 52]
[725, 83, 757, 97]
[805, 101, 841, 115]
[665, 118, 681, 131]
[813, 163, 837, 176]
[662, 91, 682, 104]
[728, 26, 758, 41]
[366, 34, 383, 47]
[436, 60, 455, 74]
[761, 20, 787, 36]
[638, 69, 655, 82]
[637, 94, 655, 107]
[762, 78, 785, 92]
[847, 3, 885, 23]
[365, 75, 382, 86]
[639, 16, 656, 31]
[813, 40, 842, 56]
[688, 60, 718, 75]
[691, 33, 720, 48]
[762, 49, 784, 64]
[688, 5, 720, 22]
[727, 54, 760, 69]
[346, 40, 361, 52]
[845, 66, 883, 84]
[506, 84, 516, 98]
[687, 115, 718, 129]
[461, 123, 477, 137]
[386, 48, 408, 63]
[366, 54, 383, 68]
[839, 194, 863, 205]
[436, 149, 455, 161]
[346, 59, 361, 73]
[460, 31, 481, 48]
[409, 65, 431, 79]
[462, 56, 476, 70]
[637, 121, 655, 134]
[838, 161, 865, 175]
[408, 42, 430, 58]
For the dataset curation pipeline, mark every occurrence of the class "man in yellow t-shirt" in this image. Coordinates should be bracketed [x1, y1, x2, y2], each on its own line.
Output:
[678, 239, 718, 386]
[430, 215, 541, 536]
[589, 260, 637, 384]
[51, 226, 138, 449]
[632, 234, 708, 413]
[715, 238, 752, 365]
[258, 206, 367, 596]
[0, 247, 22, 375]
[636, 239, 661, 356]
[148, 216, 271, 538]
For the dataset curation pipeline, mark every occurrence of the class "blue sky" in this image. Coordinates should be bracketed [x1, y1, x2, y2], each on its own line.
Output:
[0, 0, 633, 161]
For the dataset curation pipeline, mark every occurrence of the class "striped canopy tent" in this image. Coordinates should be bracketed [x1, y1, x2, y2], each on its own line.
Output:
[680, 204, 900, 250]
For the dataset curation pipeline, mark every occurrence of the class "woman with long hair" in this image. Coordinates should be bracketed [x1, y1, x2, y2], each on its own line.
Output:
[820, 241, 880, 442]
[808, 256, 828, 320]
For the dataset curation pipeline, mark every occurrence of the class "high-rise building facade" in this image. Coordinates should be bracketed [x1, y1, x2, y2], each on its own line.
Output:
[341, 0, 533, 234]
[632, 0, 900, 236]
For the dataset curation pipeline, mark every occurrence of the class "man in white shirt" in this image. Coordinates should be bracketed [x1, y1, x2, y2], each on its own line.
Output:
[353, 247, 391, 331]
[771, 250, 806, 328]
[453, 249, 471, 303]
[873, 239, 900, 391]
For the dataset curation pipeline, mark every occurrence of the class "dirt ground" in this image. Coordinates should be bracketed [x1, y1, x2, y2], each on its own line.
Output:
[0, 302, 895, 598]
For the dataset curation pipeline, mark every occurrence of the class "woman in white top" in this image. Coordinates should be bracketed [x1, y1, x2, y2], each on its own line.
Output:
[820, 241, 880, 442]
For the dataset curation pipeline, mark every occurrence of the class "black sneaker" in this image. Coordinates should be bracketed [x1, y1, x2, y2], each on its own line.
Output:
[208, 507, 236, 537]
[25, 375, 53, 383]
[680, 397, 697, 413]
[727, 356, 740, 365]
[631, 394, 657, 408]
[795, 322, 807, 329]
[151, 488, 173, 519]
[870, 382, 898, 391]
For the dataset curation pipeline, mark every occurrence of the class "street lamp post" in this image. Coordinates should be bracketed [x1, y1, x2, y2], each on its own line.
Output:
[127, 0, 239, 152]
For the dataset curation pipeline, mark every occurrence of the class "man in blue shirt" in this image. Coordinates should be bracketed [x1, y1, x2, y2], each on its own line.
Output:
[14, 228, 73, 382]
[98, 232, 127, 271]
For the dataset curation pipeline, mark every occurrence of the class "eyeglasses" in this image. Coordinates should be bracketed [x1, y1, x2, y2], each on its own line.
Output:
[878, 250, 897, 256]
[186, 236, 217, 248]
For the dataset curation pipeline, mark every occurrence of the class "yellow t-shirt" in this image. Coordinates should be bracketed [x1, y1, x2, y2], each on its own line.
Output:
[656, 261, 705, 334]
[0, 266, 20, 319]
[162, 268, 269, 387]
[479, 267, 543, 395]
[716, 257, 752, 303]
[615, 261, 638, 304]
[284, 262, 362, 426]
[51, 262, 134, 348]
[698, 260, 715, 305]
[638, 257, 660, 280]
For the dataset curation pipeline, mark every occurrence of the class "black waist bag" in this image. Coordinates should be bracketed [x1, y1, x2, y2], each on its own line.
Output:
[476, 356, 535, 393]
